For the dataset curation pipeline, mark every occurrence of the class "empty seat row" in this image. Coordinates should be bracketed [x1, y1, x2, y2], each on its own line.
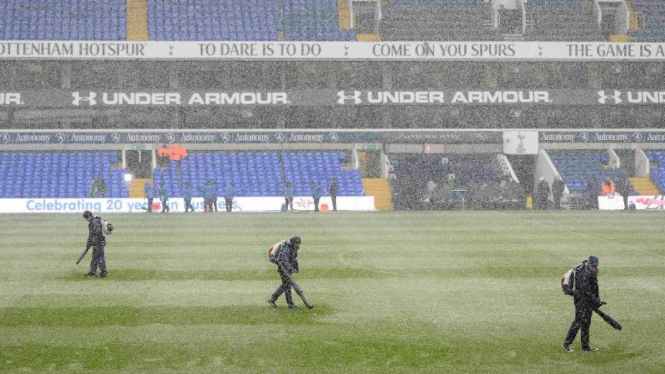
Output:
[153, 151, 363, 197]
[0, 151, 128, 198]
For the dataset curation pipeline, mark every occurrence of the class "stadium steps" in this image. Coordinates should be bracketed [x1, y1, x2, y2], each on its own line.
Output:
[362, 178, 393, 211]
[357, 33, 381, 41]
[127, 0, 149, 41]
[610, 34, 634, 42]
[129, 178, 151, 198]
[338, 0, 351, 30]
[630, 177, 660, 195]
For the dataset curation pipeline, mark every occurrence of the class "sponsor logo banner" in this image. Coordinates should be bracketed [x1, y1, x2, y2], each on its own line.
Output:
[380, 131, 502, 144]
[539, 131, 665, 143]
[0, 197, 375, 213]
[3, 131, 665, 145]
[0, 131, 380, 144]
[599, 195, 665, 211]
[596, 90, 665, 105]
[2, 41, 665, 61]
[11, 89, 663, 107]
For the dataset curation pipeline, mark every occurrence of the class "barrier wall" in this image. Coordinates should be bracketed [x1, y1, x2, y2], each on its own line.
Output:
[0, 196, 375, 213]
[599, 195, 665, 210]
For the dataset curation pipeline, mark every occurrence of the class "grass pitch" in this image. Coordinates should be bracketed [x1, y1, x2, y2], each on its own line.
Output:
[0, 211, 664, 373]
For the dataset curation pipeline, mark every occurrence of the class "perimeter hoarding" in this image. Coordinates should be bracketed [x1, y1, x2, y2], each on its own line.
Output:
[0, 196, 375, 213]
[4, 90, 665, 108]
[2, 41, 665, 61]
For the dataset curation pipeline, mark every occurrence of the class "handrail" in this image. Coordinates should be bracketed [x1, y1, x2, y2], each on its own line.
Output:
[593, 0, 602, 28]
[636, 12, 646, 29]
[520, 0, 527, 34]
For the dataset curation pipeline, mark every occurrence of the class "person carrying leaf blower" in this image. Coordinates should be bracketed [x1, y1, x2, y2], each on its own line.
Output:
[267, 236, 313, 309]
[561, 255, 621, 352]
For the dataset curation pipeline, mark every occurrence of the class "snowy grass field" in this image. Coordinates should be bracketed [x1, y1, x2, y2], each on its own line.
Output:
[1, 211, 664, 373]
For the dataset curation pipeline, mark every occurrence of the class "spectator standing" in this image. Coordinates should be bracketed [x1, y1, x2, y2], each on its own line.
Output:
[159, 182, 170, 213]
[203, 179, 215, 212]
[552, 175, 566, 210]
[224, 182, 235, 213]
[537, 177, 550, 210]
[617, 177, 631, 210]
[602, 179, 615, 197]
[183, 182, 194, 213]
[144, 181, 155, 213]
[585, 178, 599, 210]
[328, 178, 339, 211]
[211, 180, 219, 212]
[284, 181, 295, 212]
[310, 181, 322, 212]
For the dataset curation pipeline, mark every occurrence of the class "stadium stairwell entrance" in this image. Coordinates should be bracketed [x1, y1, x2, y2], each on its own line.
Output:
[506, 154, 536, 196]
[126, 150, 153, 179]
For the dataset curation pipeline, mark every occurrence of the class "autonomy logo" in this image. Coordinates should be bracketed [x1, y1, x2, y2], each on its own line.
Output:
[72, 91, 97, 106]
[631, 132, 642, 143]
[598, 90, 622, 104]
[337, 90, 362, 105]
[577, 132, 590, 143]
[55, 133, 67, 143]
[275, 132, 286, 143]
[329, 133, 339, 143]
[165, 133, 176, 143]
[221, 133, 231, 143]
[110, 133, 122, 143]
[0, 133, 10, 144]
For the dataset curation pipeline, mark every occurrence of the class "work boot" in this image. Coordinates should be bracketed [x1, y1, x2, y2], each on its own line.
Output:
[84, 272, 96, 277]
[582, 346, 598, 352]
[287, 304, 300, 309]
[268, 299, 277, 308]
[563, 343, 573, 352]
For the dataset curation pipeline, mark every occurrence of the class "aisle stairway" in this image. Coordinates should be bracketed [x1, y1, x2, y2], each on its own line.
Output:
[362, 178, 393, 210]
[130, 178, 151, 198]
[629, 177, 660, 195]
[338, 0, 351, 30]
[127, 0, 149, 41]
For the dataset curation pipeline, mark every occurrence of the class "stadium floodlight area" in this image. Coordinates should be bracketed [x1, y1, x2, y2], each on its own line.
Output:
[0, 151, 128, 198]
[0, 0, 126, 40]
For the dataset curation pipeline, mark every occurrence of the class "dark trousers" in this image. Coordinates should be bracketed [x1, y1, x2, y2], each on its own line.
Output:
[212, 198, 218, 212]
[564, 298, 593, 349]
[623, 194, 629, 210]
[161, 199, 170, 213]
[285, 197, 293, 211]
[88, 245, 107, 276]
[553, 195, 562, 209]
[331, 195, 337, 211]
[270, 267, 294, 305]
[539, 196, 548, 210]
[313, 198, 320, 212]
[146, 198, 153, 213]
[225, 198, 233, 212]
[184, 198, 194, 212]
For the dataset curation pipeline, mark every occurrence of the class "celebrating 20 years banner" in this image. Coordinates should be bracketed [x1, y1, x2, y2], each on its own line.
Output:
[0, 196, 376, 213]
[1, 41, 665, 60]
